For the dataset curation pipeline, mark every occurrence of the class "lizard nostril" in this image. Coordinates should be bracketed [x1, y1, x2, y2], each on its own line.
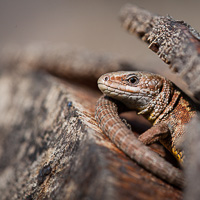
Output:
[104, 76, 109, 81]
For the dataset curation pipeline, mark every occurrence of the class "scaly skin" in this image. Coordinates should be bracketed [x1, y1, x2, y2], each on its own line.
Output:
[97, 71, 197, 163]
[95, 95, 184, 188]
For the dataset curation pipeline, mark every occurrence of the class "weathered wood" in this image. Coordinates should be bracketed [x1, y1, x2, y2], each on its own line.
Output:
[120, 5, 200, 200]
[120, 4, 200, 101]
[0, 54, 182, 199]
[2, 4, 200, 199]
[6, 45, 135, 88]
[184, 115, 200, 200]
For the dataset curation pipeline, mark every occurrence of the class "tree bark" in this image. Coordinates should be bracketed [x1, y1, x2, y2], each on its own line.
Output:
[2, 4, 200, 199]
[0, 52, 182, 200]
[120, 5, 200, 200]
[120, 4, 200, 101]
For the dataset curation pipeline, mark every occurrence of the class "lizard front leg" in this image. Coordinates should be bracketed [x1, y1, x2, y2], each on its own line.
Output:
[138, 122, 170, 145]
[95, 95, 184, 188]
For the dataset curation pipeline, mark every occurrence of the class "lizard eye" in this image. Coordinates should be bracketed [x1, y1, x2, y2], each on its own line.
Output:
[127, 76, 139, 84]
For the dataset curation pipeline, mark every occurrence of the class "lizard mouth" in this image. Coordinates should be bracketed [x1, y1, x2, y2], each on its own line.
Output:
[97, 75, 145, 103]
[98, 81, 125, 98]
[98, 74, 145, 97]
[98, 75, 127, 97]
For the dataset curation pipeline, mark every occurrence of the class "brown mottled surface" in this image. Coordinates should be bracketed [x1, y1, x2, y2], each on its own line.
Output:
[95, 95, 184, 188]
[120, 6, 200, 199]
[1, 3, 200, 199]
[120, 4, 200, 101]
[0, 54, 182, 199]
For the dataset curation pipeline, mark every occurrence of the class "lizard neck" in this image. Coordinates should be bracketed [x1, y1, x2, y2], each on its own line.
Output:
[138, 78, 176, 123]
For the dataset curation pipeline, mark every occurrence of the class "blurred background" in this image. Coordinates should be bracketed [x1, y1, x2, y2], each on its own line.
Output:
[0, 0, 200, 72]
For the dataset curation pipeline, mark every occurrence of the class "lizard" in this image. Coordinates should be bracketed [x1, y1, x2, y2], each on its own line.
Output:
[95, 71, 197, 188]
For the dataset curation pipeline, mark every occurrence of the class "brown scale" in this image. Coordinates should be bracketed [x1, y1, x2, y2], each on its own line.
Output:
[160, 92, 197, 162]
[97, 71, 198, 164]
[137, 83, 197, 163]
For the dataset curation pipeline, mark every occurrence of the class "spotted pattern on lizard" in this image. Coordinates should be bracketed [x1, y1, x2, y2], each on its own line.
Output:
[97, 71, 197, 163]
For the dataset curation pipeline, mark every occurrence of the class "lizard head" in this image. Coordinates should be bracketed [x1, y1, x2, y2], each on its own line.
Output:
[97, 71, 166, 111]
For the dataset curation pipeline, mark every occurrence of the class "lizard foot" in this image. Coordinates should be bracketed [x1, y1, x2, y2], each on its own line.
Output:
[138, 123, 170, 145]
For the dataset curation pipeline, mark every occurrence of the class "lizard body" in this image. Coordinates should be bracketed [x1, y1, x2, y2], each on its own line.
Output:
[95, 95, 184, 188]
[97, 71, 197, 163]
